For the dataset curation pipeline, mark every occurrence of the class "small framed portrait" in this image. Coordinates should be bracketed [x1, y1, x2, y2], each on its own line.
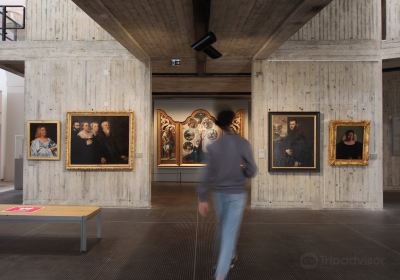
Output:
[66, 112, 135, 170]
[27, 121, 61, 161]
[329, 120, 370, 166]
[268, 112, 320, 172]
[157, 110, 180, 167]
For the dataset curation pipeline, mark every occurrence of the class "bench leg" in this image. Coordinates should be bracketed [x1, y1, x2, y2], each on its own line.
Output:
[80, 218, 87, 252]
[96, 213, 102, 239]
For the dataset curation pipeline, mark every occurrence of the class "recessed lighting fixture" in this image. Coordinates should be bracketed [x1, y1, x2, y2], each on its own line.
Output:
[171, 58, 181, 66]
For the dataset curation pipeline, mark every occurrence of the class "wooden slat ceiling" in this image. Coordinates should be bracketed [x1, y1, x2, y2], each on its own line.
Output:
[0, 61, 24, 77]
[210, 0, 302, 57]
[72, 0, 333, 74]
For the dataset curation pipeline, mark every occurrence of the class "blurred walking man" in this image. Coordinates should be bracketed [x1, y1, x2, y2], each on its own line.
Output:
[197, 110, 257, 280]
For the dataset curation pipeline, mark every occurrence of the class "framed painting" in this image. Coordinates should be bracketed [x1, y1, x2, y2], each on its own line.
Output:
[180, 109, 221, 166]
[268, 112, 320, 172]
[157, 109, 180, 166]
[329, 120, 370, 166]
[27, 121, 61, 161]
[66, 112, 135, 170]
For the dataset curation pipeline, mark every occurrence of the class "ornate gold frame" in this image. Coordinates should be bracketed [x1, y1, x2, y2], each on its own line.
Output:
[66, 112, 135, 170]
[328, 120, 370, 166]
[157, 109, 180, 167]
[155, 109, 246, 167]
[231, 110, 245, 136]
[27, 120, 61, 161]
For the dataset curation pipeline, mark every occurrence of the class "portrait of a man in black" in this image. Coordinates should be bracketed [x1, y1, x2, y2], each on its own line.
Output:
[280, 119, 312, 167]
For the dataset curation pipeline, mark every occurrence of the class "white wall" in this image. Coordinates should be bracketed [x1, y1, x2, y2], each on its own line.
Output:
[0, 0, 25, 4]
[153, 98, 250, 182]
[4, 72, 24, 181]
[0, 70, 7, 180]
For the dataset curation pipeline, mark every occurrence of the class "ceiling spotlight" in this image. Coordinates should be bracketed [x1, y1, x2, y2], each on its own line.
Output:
[191, 31, 222, 59]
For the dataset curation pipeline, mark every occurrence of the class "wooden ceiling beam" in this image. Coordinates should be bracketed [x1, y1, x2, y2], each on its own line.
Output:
[71, 0, 149, 63]
[254, 0, 333, 60]
[0, 61, 24, 77]
[152, 76, 250, 93]
[192, 0, 211, 75]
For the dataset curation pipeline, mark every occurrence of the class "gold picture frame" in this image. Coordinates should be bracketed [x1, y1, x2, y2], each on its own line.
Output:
[231, 110, 245, 136]
[27, 120, 61, 161]
[155, 109, 246, 167]
[157, 109, 180, 167]
[66, 112, 135, 170]
[329, 120, 370, 166]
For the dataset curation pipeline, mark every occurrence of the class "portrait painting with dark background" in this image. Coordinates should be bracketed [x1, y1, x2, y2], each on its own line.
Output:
[29, 122, 58, 145]
[287, 116, 316, 159]
[269, 112, 320, 171]
[335, 126, 365, 145]
[70, 116, 130, 157]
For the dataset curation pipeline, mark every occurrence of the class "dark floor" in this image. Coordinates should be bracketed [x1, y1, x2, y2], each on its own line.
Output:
[1, 184, 400, 280]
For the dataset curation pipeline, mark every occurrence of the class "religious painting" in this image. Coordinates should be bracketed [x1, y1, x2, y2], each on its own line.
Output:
[231, 110, 245, 136]
[66, 112, 134, 170]
[268, 112, 320, 172]
[329, 120, 370, 166]
[27, 121, 61, 161]
[157, 110, 180, 166]
[180, 109, 221, 166]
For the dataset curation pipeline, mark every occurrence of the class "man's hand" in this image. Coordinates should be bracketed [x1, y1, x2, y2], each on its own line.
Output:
[198, 202, 209, 217]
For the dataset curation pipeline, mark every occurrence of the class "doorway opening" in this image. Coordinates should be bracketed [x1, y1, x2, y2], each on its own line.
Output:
[383, 58, 400, 208]
[0, 62, 24, 200]
[151, 93, 251, 208]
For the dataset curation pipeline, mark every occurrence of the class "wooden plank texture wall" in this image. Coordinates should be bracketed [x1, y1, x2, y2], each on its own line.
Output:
[252, 0, 383, 209]
[26, 0, 113, 41]
[383, 71, 400, 191]
[290, 0, 380, 41]
[252, 61, 382, 209]
[386, 0, 400, 40]
[23, 1, 152, 207]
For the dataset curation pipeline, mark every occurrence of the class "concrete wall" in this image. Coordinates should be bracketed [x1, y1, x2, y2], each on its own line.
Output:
[20, 0, 151, 207]
[251, 0, 383, 209]
[386, 0, 400, 41]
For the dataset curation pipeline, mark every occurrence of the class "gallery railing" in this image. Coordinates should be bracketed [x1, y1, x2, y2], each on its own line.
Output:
[0, 5, 25, 41]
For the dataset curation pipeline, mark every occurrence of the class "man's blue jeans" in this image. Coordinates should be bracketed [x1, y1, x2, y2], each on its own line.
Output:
[213, 191, 247, 279]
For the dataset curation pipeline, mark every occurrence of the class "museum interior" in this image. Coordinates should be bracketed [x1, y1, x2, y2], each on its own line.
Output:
[0, 0, 400, 279]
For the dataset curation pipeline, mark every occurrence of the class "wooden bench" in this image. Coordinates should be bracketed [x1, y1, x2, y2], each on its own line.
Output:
[0, 204, 102, 252]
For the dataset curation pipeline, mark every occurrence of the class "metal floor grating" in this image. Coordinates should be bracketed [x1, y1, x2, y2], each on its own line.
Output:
[0, 186, 400, 279]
